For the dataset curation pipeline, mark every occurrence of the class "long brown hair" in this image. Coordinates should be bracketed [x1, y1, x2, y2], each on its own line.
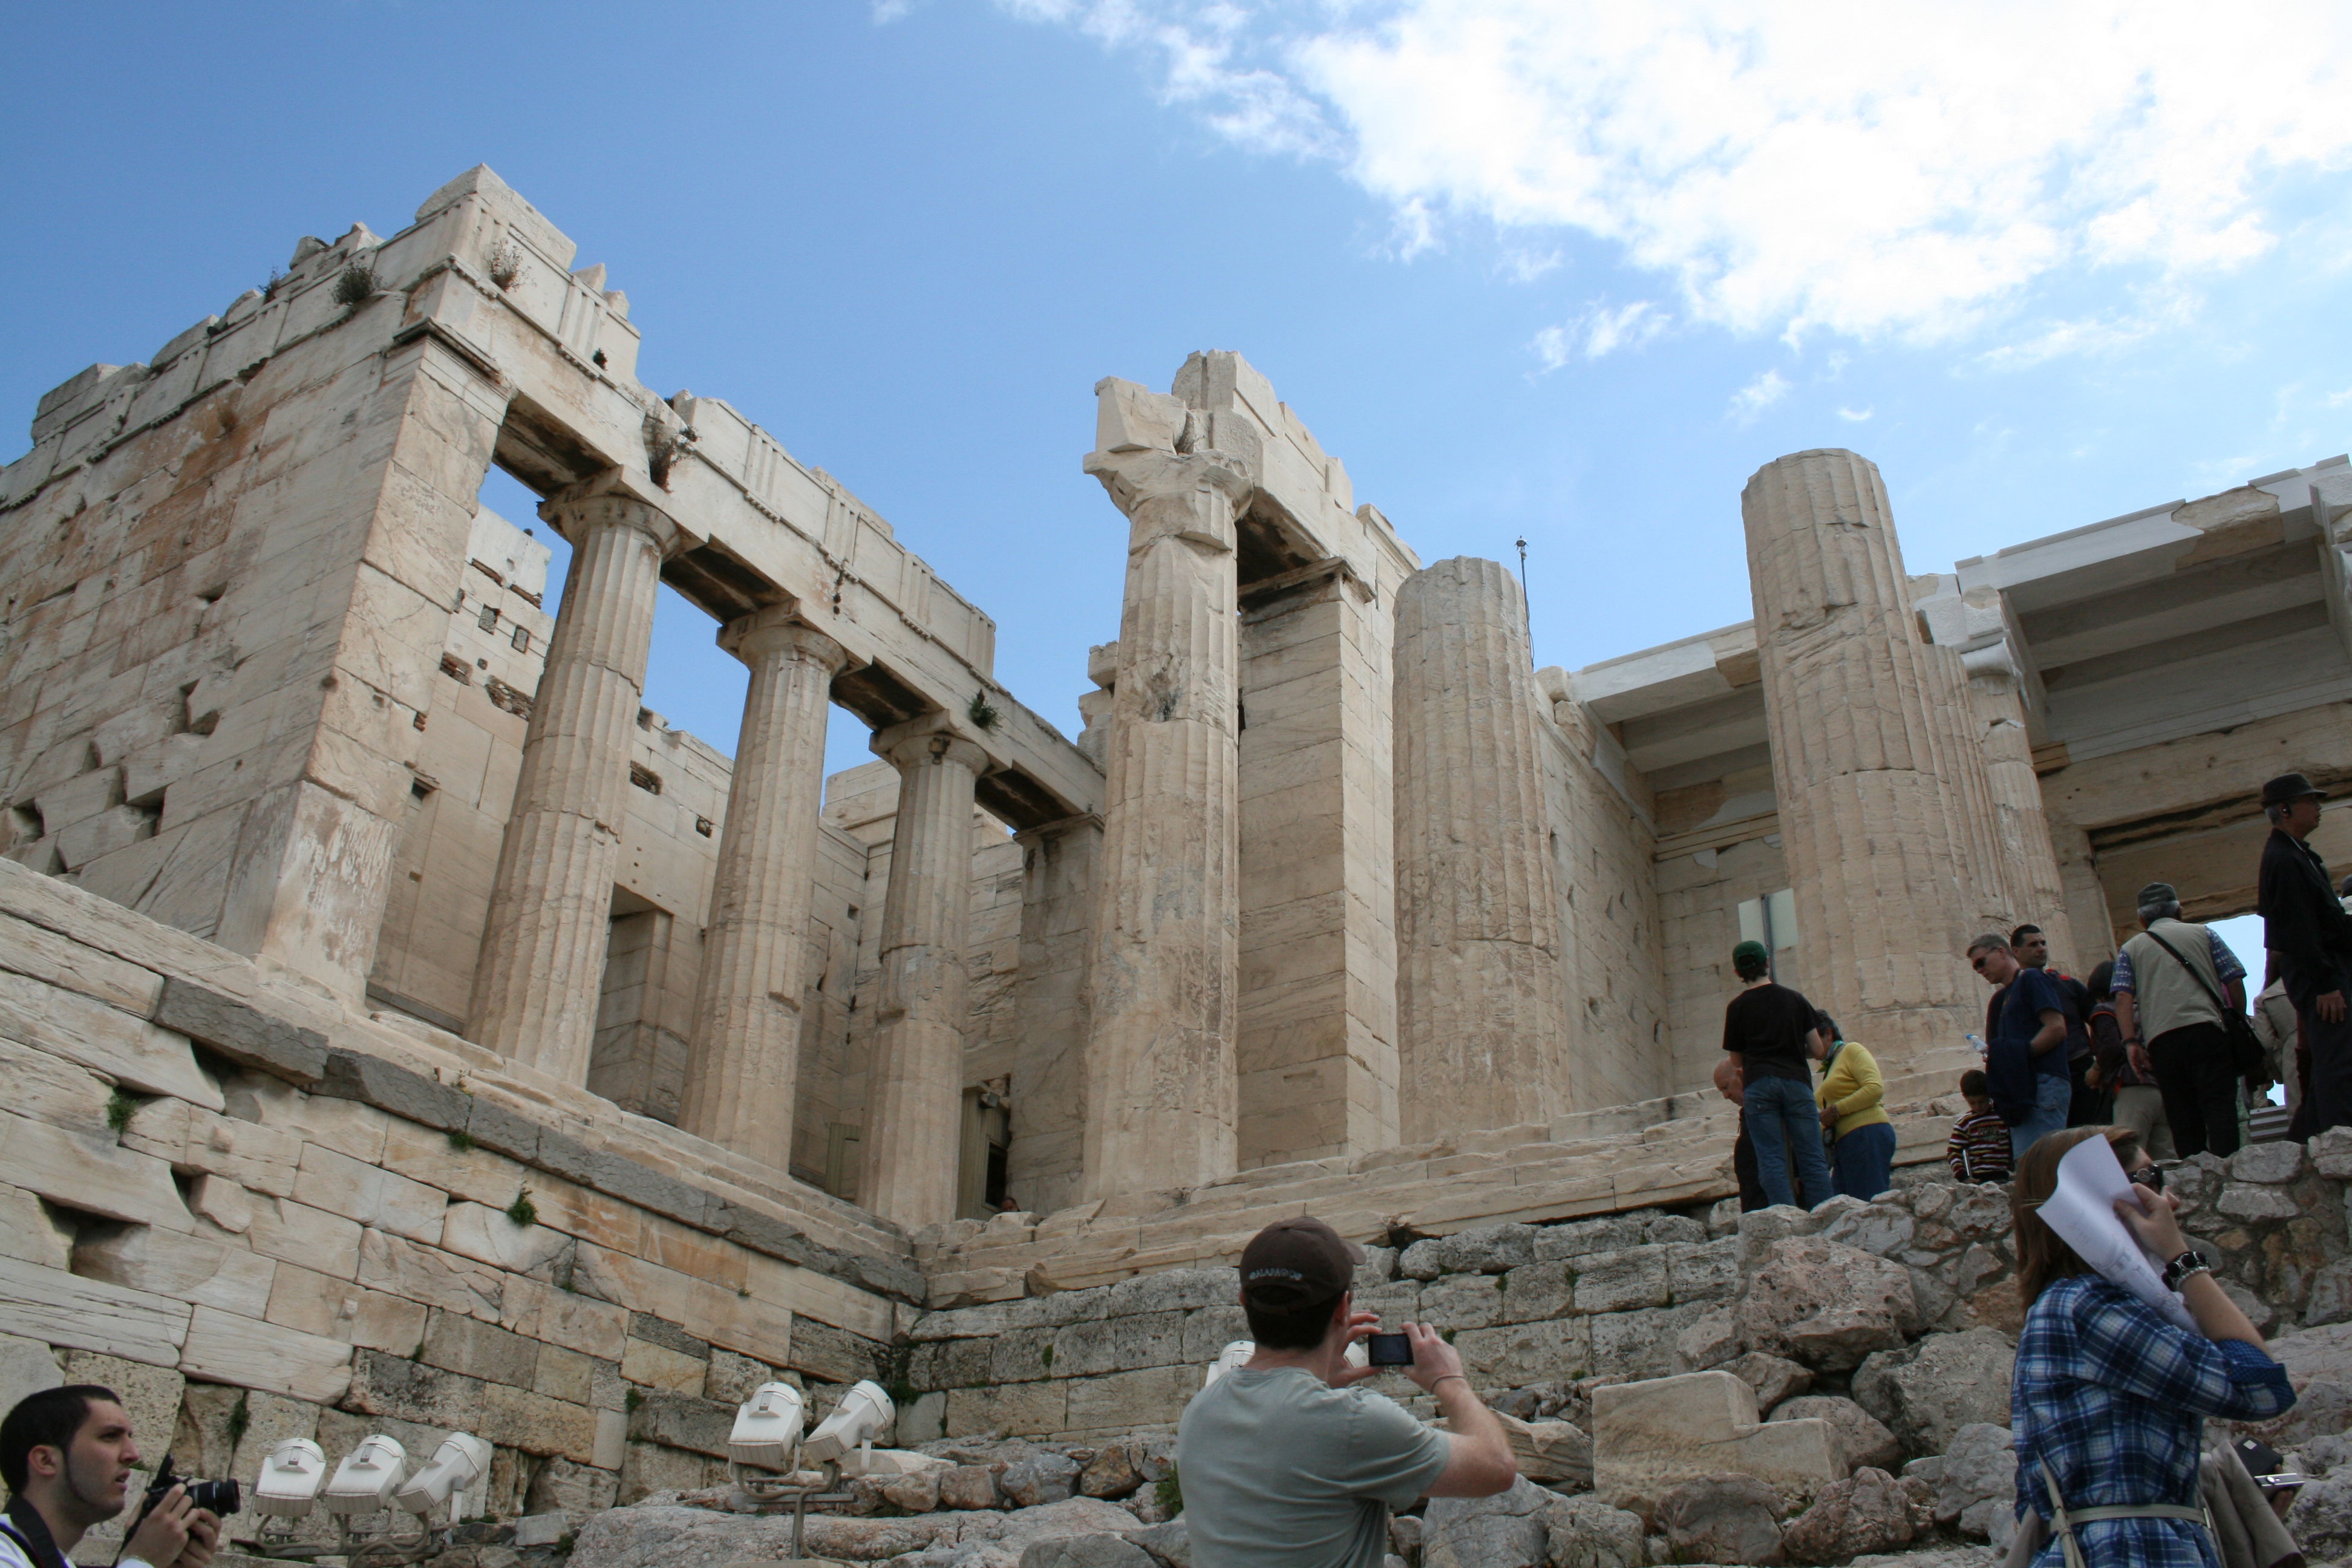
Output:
[2013, 1125, 2144, 1310]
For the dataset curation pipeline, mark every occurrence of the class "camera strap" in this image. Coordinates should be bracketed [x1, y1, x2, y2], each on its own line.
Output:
[1, 1495, 76, 1568]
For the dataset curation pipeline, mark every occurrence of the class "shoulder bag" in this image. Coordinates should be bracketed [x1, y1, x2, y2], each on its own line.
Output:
[2142, 928, 2267, 1081]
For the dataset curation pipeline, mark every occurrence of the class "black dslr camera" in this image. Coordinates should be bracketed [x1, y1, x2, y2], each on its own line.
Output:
[133, 1455, 242, 1524]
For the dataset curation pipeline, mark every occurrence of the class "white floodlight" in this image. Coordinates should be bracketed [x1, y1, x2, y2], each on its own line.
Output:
[1203, 1340, 1255, 1390]
[728, 1382, 806, 1471]
[393, 1434, 491, 1517]
[324, 1435, 407, 1515]
[800, 1380, 894, 1467]
[252, 1439, 328, 1518]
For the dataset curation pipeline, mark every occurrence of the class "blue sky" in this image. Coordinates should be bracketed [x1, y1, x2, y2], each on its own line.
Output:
[8, 0, 2351, 839]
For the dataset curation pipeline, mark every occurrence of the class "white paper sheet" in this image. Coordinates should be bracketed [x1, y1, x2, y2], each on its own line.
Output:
[2036, 1133, 2198, 1333]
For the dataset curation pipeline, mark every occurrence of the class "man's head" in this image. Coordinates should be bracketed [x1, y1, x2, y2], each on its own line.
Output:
[1731, 941, 1770, 984]
[2009, 926, 2048, 969]
[2133, 881, 2182, 928]
[1967, 934, 2018, 986]
[1960, 1068, 1990, 1111]
[1, 1385, 136, 1520]
[2264, 774, 2325, 838]
[1238, 1217, 1364, 1350]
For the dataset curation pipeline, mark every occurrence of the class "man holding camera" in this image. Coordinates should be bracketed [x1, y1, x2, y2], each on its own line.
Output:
[0, 1386, 219, 1568]
[1177, 1217, 1518, 1567]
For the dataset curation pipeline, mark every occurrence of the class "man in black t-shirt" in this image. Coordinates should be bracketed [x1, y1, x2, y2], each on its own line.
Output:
[1721, 941, 1831, 1210]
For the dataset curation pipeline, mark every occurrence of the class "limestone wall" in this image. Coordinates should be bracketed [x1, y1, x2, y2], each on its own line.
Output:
[904, 1134, 2352, 1448]
[0, 854, 919, 1517]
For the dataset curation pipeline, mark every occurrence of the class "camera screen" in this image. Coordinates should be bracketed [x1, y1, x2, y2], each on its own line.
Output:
[1365, 1332, 1414, 1366]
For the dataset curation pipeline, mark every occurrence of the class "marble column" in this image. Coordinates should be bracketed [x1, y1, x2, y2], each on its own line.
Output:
[469, 485, 680, 1081]
[1743, 449, 1979, 1082]
[1392, 556, 1573, 1141]
[679, 612, 847, 1169]
[1922, 640, 2017, 935]
[1967, 642, 2077, 965]
[1078, 436, 1256, 1200]
[859, 717, 988, 1229]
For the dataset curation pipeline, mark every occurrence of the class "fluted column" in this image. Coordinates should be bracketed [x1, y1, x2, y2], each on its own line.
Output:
[1078, 438, 1255, 1199]
[680, 613, 848, 1168]
[1393, 557, 1573, 1141]
[858, 719, 988, 1228]
[469, 486, 681, 1080]
[1743, 449, 1979, 1083]
[1921, 641, 2016, 933]
[1967, 644, 2077, 965]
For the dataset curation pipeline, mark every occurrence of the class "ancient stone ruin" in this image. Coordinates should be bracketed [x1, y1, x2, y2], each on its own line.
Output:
[8, 166, 2352, 1565]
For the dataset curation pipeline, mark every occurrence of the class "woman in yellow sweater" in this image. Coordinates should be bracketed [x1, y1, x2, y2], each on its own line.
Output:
[1812, 1012, 1895, 1201]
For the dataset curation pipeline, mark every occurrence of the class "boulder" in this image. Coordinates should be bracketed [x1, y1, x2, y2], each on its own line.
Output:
[1019, 1539, 1153, 1568]
[1543, 1494, 1646, 1568]
[1422, 1475, 1555, 1568]
[1443, 1412, 1592, 1489]
[1738, 1238, 1918, 1371]
[883, 1469, 942, 1512]
[1671, 1305, 1742, 1374]
[1079, 1445, 1142, 1500]
[1769, 1397, 1901, 1474]
[1128, 1518, 1189, 1568]
[1002, 1454, 1080, 1508]
[1818, 1204, 1915, 1258]
[1779, 1468, 1915, 1564]
[940, 1465, 1005, 1511]
[1656, 1474, 1785, 1566]
[2290, 1475, 2352, 1563]
[961, 1500, 1150, 1561]
[1594, 1371, 1841, 1514]
[1727, 1352, 1814, 1415]
[1930, 1423, 2017, 1538]
[569, 1501, 959, 1568]
[1850, 1330, 2014, 1457]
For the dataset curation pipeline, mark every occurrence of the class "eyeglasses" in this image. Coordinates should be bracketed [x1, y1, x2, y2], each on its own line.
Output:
[2128, 1165, 2166, 1194]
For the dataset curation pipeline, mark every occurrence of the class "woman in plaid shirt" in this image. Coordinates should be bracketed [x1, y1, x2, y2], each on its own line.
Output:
[2010, 1127, 2295, 1565]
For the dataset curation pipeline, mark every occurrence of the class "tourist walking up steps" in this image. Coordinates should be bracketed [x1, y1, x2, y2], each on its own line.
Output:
[2114, 881, 2249, 1159]
[1971, 933, 2073, 1160]
[2258, 773, 2352, 1137]
[1720, 941, 1832, 1210]
[2252, 969, 2304, 1136]
[2008, 1126, 2295, 1566]
[2012, 923, 2100, 1126]
[1812, 1012, 1893, 1201]
[2086, 959, 2174, 1161]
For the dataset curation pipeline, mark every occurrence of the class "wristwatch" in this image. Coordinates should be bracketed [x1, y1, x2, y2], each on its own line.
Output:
[2162, 1250, 2211, 1291]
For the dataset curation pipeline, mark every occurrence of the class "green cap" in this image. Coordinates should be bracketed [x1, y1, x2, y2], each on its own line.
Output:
[1732, 940, 1769, 969]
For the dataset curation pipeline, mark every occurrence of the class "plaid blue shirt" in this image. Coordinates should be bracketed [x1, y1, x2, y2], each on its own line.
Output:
[2013, 1275, 2293, 1566]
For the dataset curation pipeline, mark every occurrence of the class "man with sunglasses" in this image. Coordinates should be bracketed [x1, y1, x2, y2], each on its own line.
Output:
[1969, 933, 2072, 1160]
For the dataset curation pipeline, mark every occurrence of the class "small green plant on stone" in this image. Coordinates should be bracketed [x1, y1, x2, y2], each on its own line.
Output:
[106, 1091, 137, 1132]
[624, 1388, 644, 1413]
[1038, 1343, 1053, 1371]
[226, 1393, 249, 1448]
[967, 689, 999, 731]
[506, 1189, 538, 1228]
[1155, 1462, 1182, 1518]
[446, 1128, 477, 1152]
[333, 262, 379, 307]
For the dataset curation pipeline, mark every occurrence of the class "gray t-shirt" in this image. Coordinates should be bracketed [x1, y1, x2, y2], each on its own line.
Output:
[1175, 1367, 1452, 1568]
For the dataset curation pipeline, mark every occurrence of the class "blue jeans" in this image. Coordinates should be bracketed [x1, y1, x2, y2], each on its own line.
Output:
[2009, 1070, 2072, 1161]
[1830, 1120, 1896, 1202]
[1745, 1075, 1834, 1210]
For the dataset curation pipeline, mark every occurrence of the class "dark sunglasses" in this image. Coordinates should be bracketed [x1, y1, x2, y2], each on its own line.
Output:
[2128, 1165, 2165, 1193]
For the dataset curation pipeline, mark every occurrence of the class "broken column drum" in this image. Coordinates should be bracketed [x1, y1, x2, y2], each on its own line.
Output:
[1392, 556, 1575, 1140]
[1079, 441, 1255, 1198]
[1742, 449, 1979, 1080]
[860, 721, 988, 1228]
[680, 612, 847, 1171]
[468, 486, 681, 1082]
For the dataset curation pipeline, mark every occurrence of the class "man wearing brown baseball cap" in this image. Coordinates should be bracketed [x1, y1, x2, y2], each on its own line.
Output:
[1175, 1217, 1516, 1567]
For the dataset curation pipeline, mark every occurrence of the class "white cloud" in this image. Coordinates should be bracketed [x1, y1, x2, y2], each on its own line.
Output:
[1532, 298, 1668, 370]
[1837, 407, 1872, 422]
[1002, 1, 2352, 345]
[1728, 369, 1790, 423]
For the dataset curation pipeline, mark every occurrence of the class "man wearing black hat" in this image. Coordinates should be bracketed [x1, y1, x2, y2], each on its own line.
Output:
[1177, 1218, 1516, 1567]
[2258, 773, 2352, 1135]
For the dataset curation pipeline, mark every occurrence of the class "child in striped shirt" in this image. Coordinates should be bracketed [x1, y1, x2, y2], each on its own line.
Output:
[1947, 1069, 2012, 1183]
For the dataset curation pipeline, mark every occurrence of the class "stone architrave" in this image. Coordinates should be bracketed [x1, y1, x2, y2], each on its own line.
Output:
[860, 717, 990, 1228]
[679, 612, 848, 1170]
[1743, 450, 1981, 1082]
[1965, 641, 2076, 965]
[468, 482, 682, 1082]
[1393, 556, 1573, 1140]
[1077, 420, 1258, 1200]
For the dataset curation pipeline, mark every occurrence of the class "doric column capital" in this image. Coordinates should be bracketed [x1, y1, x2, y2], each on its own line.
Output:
[543, 468, 688, 558]
[874, 715, 989, 777]
[719, 606, 848, 671]
[1082, 445, 1258, 557]
[1013, 811, 1102, 849]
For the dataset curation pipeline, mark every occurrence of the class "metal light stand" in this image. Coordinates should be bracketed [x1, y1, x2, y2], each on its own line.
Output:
[726, 1458, 847, 1561]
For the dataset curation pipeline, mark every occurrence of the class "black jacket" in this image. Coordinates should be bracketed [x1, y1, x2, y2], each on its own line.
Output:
[2258, 825, 2352, 988]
